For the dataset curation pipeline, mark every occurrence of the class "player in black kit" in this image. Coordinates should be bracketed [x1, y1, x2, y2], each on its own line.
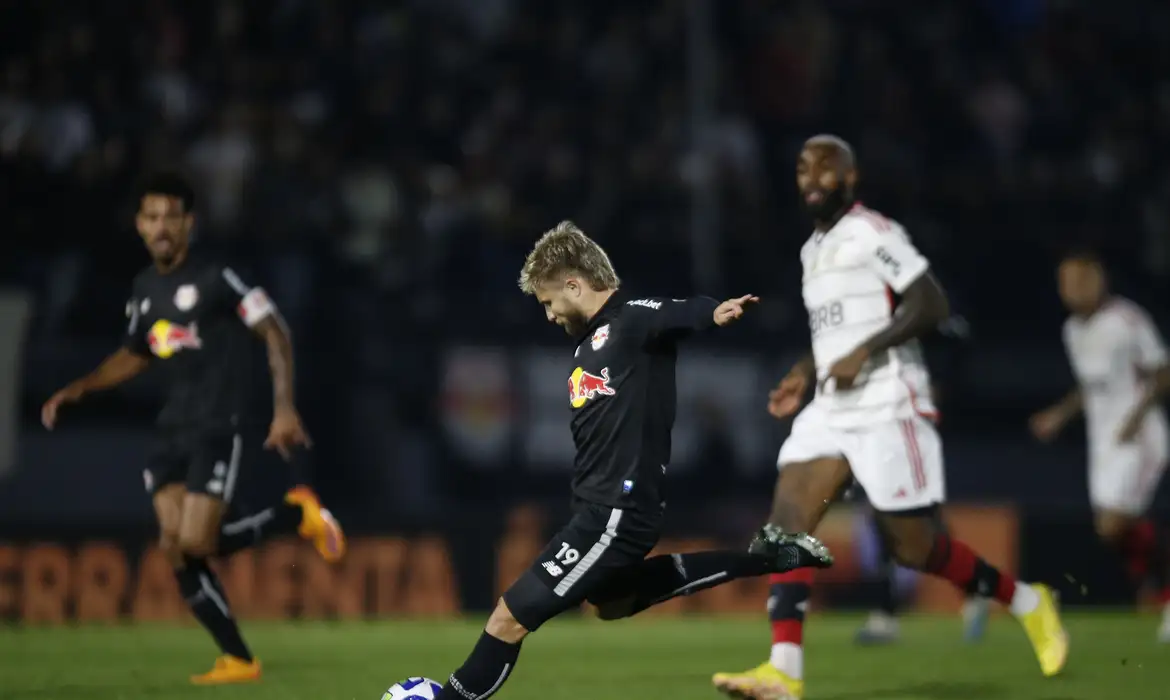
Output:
[430, 221, 834, 700]
[41, 173, 345, 685]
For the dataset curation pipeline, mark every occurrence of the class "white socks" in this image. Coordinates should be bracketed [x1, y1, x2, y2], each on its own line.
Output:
[769, 642, 803, 680]
[1009, 583, 1040, 616]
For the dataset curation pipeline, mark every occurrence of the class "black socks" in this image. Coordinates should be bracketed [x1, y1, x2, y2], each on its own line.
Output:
[175, 557, 253, 661]
[435, 631, 521, 700]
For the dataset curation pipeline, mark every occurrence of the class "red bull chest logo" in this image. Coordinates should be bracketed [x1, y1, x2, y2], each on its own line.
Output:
[568, 366, 616, 408]
[147, 319, 202, 359]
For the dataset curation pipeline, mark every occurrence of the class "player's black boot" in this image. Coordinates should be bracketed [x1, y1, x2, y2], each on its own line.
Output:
[748, 525, 834, 570]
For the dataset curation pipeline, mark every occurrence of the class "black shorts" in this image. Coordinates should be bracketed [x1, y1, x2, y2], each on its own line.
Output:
[144, 430, 248, 503]
[503, 502, 662, 631]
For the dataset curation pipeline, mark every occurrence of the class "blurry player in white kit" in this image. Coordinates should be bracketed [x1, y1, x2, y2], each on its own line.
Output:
[1031, 250, 1170, 641]
[711, 135, 1069, 700]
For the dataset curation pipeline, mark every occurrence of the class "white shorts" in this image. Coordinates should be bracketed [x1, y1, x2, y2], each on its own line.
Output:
[777, 402, 946, 512]
[1088, 421, 1169, 515]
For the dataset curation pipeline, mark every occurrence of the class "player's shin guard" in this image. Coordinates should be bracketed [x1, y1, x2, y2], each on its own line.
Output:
[768, 569, 813, 679]
[216, 503, 302, 557]
[925, 534, 1038, 615]
[435, 631, 521, 700]
[176, 558, 253, 661]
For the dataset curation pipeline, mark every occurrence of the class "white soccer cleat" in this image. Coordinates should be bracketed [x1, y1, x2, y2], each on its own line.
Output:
[1158, 603, 1170, 644]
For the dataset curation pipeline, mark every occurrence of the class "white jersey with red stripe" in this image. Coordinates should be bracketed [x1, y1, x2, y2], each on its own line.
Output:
[1062, 297, 1169, 513]
[800, 204, 937, 429]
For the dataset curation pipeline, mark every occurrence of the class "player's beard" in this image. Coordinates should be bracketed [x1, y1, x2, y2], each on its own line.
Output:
[562, 309, 590, 336]
[802, 187, 850, 223]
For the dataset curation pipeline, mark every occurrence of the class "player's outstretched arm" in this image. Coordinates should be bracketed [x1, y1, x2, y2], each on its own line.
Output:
[627, 295, 725, 340]
[713, 295, 760, 326]
[42, 347, 149, 429]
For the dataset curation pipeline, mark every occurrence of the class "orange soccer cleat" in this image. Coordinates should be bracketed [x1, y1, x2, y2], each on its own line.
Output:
[189, 655, 262, 685]
[285, 486, 347, 563]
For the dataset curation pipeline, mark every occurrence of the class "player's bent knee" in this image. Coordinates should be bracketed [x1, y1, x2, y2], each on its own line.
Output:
[592, 595, 637, 621]
[888, 536, 933, 570]
[879, 513, 936, 569]
[176, 531, 217, 559]
[484, 598, 530, 644]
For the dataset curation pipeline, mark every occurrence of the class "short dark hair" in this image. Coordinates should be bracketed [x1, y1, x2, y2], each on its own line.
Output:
[136, 172, 196, 213]
[1060, 247, 1103, 266]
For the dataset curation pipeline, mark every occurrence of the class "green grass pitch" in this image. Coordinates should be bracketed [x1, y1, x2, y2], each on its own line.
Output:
[1, 613, 1165, 699]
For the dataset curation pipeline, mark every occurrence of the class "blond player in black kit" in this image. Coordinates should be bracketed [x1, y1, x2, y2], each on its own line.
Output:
[42, 173, 345, 685]
[429, 221, 834, 700]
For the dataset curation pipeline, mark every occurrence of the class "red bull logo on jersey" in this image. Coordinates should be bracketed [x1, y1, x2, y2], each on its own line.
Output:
[147, 319, 202, 359]
[568, 366, 616, 408]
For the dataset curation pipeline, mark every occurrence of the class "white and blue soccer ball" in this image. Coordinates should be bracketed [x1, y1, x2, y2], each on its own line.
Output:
[381, 677, 444, 700]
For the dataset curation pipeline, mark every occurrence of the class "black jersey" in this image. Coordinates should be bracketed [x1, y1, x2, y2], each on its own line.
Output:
[566, 290, 721, 513]
[122, 253, 275, 433]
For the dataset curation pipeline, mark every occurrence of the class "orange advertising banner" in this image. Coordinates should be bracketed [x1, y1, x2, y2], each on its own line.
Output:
[0, 505, 1015, 623]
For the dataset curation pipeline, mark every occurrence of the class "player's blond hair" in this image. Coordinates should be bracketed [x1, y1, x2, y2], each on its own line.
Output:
[518, 221, 621, 294]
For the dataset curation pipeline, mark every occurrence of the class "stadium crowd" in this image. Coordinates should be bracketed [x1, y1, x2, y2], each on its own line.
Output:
[3, 1, 1168, 342]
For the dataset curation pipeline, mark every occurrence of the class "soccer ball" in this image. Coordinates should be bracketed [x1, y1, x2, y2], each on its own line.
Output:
[381, 677, 444, 700]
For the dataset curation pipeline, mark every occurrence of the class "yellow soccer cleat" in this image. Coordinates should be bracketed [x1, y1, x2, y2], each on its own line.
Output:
[1019, 584, 1069, 677]
[189, 655, 262, 685]
[712, 662, 803, 700]
[286, 486, 346, 563]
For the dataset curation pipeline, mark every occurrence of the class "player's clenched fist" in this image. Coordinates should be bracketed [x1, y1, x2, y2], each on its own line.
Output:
[713, 295, 759, 326]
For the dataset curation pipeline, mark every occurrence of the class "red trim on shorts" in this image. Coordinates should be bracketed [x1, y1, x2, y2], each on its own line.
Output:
[900, 419, 927, 492]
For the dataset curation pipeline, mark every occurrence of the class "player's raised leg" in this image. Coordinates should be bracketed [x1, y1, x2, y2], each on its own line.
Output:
[586, 532, 833, 621]
[712, 455, 850, 700]
[215, 485, 345, 562]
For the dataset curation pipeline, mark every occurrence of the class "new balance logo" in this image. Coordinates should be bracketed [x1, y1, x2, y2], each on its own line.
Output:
[626, 299, 662, 310]
[542, 561, 564, 577]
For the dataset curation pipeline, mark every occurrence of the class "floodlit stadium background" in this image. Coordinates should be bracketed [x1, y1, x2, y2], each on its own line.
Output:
[1, 2, 1168, 698]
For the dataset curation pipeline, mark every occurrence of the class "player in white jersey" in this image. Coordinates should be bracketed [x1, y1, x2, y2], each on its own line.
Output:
[712, 135, 1067, 700]
[1030, 250, 1170, 641]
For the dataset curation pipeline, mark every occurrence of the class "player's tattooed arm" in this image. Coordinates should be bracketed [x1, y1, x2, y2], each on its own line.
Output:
[252, 316, 296, 411]
[859, 272, 950, 356]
